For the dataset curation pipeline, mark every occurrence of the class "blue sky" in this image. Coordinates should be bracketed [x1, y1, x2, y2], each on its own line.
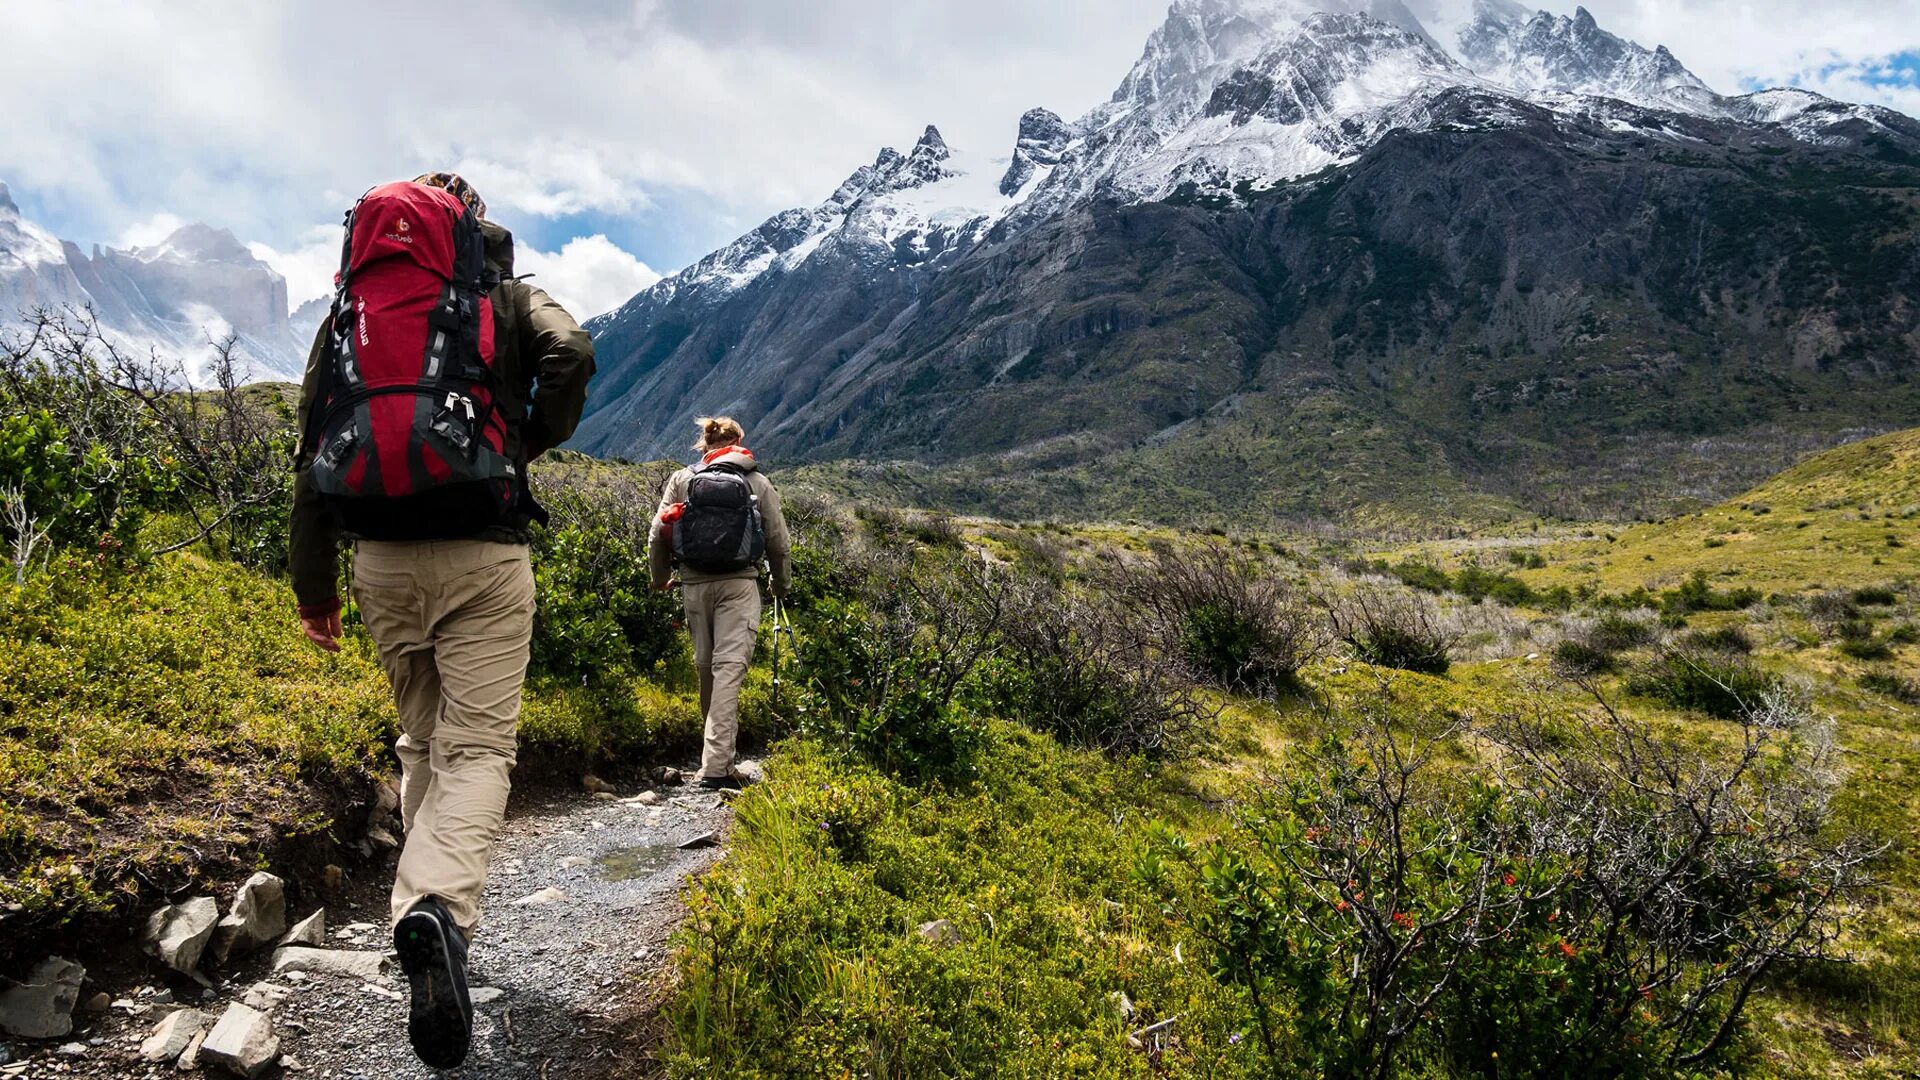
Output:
[7, 0, 1920, 318]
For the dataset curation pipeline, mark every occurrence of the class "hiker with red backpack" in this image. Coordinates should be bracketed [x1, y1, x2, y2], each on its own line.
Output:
[289, 173, 593, 1069]
[650, 416, 792, 790]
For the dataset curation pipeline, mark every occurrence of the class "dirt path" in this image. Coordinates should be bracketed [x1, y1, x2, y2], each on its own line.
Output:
[13, 783, 732, 1079]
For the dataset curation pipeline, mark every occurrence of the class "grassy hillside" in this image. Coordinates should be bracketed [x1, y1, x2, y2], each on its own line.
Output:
[1522, 427, 1920, 594]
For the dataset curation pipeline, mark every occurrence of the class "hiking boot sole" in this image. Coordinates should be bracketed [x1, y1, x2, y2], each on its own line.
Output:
[395, 909, 471, 1069]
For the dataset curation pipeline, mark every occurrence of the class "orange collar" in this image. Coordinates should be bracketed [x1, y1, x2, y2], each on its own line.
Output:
[703, 445, 752, 464]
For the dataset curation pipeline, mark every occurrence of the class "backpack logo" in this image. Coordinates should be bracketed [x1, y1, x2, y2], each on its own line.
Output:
[384, 216, 414, 245]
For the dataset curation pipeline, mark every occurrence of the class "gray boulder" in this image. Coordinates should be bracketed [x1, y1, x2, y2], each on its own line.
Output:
[278, 908, 325, 947]
[138, 1007, 207, 1063]
[0, 956, 84, 1038]
[269, 947, 386, 981]
[210, 873, 287, 964]
[144, 897, 219, 974]
[200, 1002, 278, 1078]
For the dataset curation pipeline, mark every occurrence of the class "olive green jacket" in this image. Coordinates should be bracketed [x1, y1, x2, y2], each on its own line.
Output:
[288, 218, 595, 615]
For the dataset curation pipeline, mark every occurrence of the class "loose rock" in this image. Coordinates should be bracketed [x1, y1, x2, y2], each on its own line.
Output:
[678, 832, 718, 850]
[145, 897, 220, 974]
[468, 987, 505, 1006]
[653, 766, 684, 786]
[582, 774, 614, 795]
[509, 886, 568, 907]
[240, 982, 293, 1012]
[319, 865, 344, 893]
[0, 956, 85, 1039]
[270, 948, 387, 981]
[916, 919, 960, 947]
[177, 1025, 207, 1069]
[365, 826, 400, 852]
[56, 1041, 87, 1056]
[140, 1008, 207, 1063]
[279, 909, 325, 948]
[211, 873, 287, 965]
[80, 992, 109, 1013]
[200, 1003, 279, 1079]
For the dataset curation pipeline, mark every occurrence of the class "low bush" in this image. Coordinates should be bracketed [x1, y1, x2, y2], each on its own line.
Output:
[1662, 571, 1762, 614]
[1330, 587, 1459, 675]
[1157, 686, 1875, 1078]
[1680, 624, 1754, 654]
[981, 577, 1217, 760]
[1628, 648, 1784, 718]
[1552, 637, 1617, 675]
[1110, 545, 1327, 695]
[790, 592, 989, 781]
[1852, 585, 1900, 606]
[1838, 634, 1895, 661]
[1860, 671, 1920, 704]
[529, 465, 684, 683]
[1589, 609, 1660, 651]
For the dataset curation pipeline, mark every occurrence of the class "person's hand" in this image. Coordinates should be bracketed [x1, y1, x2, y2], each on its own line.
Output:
[301, 611, 344, 652]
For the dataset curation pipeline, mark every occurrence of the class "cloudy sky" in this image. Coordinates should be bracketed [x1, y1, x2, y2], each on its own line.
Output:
[6, 0, 1919, 318]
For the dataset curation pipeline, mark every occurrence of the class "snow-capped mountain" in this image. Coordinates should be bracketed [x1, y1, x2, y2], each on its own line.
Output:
[587, 0, 1910, 354]
[0, 183, 311, 384]
[577, 0, 1920, 524]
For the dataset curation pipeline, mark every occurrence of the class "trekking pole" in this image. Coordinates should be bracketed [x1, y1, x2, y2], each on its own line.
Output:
[769, 596, 785, 719]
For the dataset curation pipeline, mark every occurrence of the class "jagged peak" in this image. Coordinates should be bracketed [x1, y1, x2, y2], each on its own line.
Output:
[132, 221, 254, 264]
[913, 124, 950, 157]
[0, 182, 16, 216]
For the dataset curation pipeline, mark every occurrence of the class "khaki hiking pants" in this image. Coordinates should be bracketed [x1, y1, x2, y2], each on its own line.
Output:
[683, 578, 762, 781]
[352, 539, 535, 934]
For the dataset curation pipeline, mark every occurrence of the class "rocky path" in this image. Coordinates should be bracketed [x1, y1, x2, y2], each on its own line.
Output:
[8, 781, 734, 1079]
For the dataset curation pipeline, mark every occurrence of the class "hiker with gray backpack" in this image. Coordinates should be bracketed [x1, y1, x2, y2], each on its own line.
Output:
[650, 416, 792, 790]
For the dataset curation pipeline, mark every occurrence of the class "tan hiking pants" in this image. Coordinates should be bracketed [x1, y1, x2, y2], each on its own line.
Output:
[352, 539, 535, 933]
[682, 578, 762, 780]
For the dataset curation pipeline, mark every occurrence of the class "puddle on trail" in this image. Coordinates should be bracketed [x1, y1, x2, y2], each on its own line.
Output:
[596, 843, 676, 881]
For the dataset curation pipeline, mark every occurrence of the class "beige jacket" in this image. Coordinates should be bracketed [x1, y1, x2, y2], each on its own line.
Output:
[648, 448, 791, 594]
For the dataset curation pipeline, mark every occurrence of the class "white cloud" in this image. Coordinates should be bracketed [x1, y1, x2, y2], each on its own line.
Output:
[516, 235, 662, 319]
[248, 225, 342, 310]
[4, 0, 1920, 272]
[116, 213, 186, 250]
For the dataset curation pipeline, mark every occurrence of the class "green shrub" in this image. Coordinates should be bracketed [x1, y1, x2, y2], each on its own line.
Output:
[1161, 691, 1871, 1078]
[1662, 571, 1761, 614]
[982, 579, 1217, 760]
[1114, 546, 1327, 696]
[529, 475, 683, 682]
[1628, 649, 1784, 718]
[1451, 564, 1537, 606]
[1389, 560, 1452, 594]
[1552, 637, 1617, 675]
[1589, 610, 1659, 651]
[1838, 635, 1895, 661]
[1888, 623, 1920, 645]
[1680, 624, 1754, 654]
[1860, 671, 1920, 704]
[791, 598, 984, 779]
[1333, 588, 1456, 675]
[1852, 585, 1900, 606]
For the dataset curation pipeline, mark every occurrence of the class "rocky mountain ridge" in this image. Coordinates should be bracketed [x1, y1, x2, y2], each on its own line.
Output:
[0, 183, 310, 383]
[573, 0, 1920, 525]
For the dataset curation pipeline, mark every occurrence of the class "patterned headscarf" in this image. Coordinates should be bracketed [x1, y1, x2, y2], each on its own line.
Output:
[412, 172, 487, 219]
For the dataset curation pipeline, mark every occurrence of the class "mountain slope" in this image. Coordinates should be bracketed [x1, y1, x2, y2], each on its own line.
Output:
[577, 0, 1920, 525]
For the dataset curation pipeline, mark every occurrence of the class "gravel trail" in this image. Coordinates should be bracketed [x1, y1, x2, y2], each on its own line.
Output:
[10, 783, 732, 1079]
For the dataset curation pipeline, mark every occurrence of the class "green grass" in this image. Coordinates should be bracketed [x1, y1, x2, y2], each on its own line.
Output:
[1522, 427, 1920, 595]
[0, 554, 393, 922]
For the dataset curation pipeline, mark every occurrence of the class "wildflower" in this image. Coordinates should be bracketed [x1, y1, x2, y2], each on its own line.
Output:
[1503, 873, 1517, 887]
[1392, 911, 1413, 929]
[1558, 939, 1577, 959]
[1228, 1033, 1243, 1045]
[1335, 899, 1350, 913]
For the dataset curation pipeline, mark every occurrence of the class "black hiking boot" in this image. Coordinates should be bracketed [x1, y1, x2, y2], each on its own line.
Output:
[394, 897, 473, 1069]
[697, 773, 744, 791]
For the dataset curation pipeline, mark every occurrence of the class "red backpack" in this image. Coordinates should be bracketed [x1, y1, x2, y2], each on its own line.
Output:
[304, 181, 521, 540]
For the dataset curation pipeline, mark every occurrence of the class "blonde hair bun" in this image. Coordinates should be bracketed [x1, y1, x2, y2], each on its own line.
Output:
[695, 415, 745, 452]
